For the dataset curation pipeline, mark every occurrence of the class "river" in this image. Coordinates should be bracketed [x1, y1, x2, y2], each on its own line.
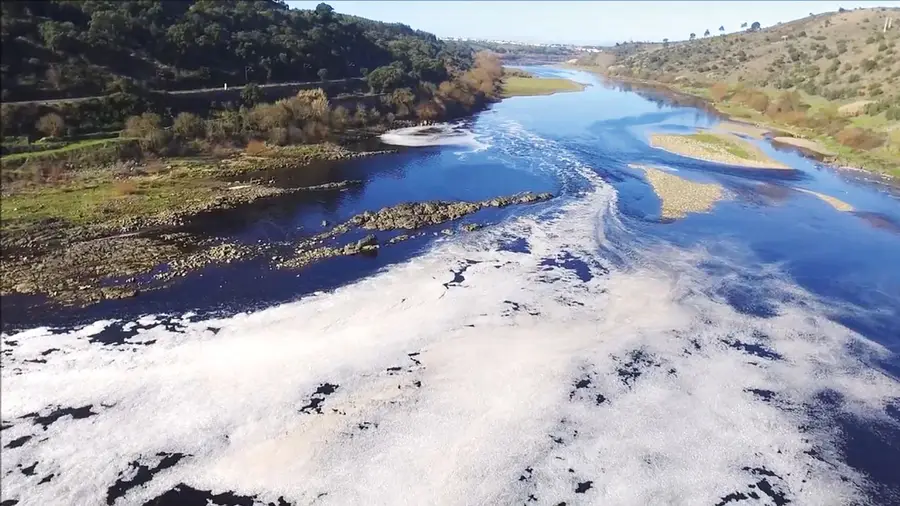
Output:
[2, 67, 899, 506]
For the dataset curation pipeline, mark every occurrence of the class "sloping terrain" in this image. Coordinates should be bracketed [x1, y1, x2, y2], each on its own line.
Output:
[0, 0, 472, 101]
[611, 7, 899, 98]
[581, 7, 900, 177]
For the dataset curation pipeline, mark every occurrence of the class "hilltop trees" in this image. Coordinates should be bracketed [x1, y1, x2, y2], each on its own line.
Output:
[690, 33, 697, 41]
[704, 29, 711, 36]
[741, 22, 748, 28]
[751, 21, 762, 31]
[719, 25, 725, 32]
[0, 1, 475, 102]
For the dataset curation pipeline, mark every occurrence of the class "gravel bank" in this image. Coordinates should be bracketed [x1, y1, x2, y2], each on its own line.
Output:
[631, 164, 725, 219]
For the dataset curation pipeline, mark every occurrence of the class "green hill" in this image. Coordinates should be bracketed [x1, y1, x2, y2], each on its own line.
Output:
[0, 0, 472, 101]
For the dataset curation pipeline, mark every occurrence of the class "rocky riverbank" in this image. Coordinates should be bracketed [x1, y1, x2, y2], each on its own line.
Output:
[1, 187, 554, 306]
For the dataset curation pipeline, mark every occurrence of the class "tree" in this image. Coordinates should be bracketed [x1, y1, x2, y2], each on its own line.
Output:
[741, 22, 748, 28]
[704, 29, 711, 36]
[36, 113, 66, 137]
[317, 68, 329, 81]
[663, 38, 669, 48]
[750, 21, 761, 31]
[719, 25, 725, 32]
[367, 64, 405, 93]
[241, 83, 263, 107]
[690, 33, 696, 41]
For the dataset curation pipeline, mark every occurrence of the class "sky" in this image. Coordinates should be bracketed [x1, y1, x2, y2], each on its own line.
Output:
[287, 1, 900, 45]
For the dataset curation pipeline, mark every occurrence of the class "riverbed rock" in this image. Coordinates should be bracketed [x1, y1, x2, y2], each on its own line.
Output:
[348, 192, 553, 231]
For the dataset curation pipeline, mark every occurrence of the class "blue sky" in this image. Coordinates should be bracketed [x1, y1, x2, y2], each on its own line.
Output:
[287, 1, 900, 45]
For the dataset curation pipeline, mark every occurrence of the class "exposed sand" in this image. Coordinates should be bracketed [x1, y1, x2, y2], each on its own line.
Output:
[772, 137, 837, 157]
[713, 121, 771, 139]
[631, 164, 725, 219]
[650, 133, 791, 170]
[795, 188, 854, 212]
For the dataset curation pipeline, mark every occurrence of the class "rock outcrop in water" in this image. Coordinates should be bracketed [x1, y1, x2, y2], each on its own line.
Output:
[349, 193, 554, 231]
[278, 192, 553, 269]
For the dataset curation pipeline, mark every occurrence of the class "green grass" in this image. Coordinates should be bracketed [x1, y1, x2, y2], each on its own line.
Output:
[851, 111, 891, 129]
[1, 172, 220, 229]
[1, 137, 130, 163]
[689, 132, 756, 160]
[501, 76, 585, 98]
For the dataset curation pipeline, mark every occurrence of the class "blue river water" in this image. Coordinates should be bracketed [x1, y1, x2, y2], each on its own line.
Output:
[1, 67, 899, 506]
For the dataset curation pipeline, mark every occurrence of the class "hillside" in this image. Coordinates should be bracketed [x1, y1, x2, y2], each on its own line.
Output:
[579, 6, 900, 177]
[611, 7, 900, 98]
[0, 0, 473, 101]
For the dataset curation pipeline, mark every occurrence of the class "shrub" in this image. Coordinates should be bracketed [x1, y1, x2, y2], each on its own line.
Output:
[766, 90, 807, 116]
[860, 59, 877, 71]
[123, 112, 169, 152]
[172, 112, 204, 140]
[732, 88, 770, 112]
[847, 73, 860, 83]
[244, 139, 268, 155]
[247, 102, 291, 133]
[709, 82, 729, 101]
[330, 106, 350, 129]
[36, 113, 66, 137]
[836, 127, 885, 150]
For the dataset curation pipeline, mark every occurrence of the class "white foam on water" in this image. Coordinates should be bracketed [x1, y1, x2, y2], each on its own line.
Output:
[379, 122, 489, 152]
[2, 123, 898, 506]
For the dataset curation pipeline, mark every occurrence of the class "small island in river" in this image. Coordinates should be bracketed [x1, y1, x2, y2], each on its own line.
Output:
[500, 68, 586, 98]
[650, 132, 790, 170]
[630, 164, 725, 220]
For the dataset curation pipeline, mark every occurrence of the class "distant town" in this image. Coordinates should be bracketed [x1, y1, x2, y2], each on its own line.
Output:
[440, 36, 606, 53]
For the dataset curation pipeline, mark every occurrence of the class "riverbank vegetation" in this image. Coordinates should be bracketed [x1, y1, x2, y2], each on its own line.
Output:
[0, 1, 514, 306]
[577, 6, 900, 178]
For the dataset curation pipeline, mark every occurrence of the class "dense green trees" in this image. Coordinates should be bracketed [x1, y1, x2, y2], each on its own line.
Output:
[0, 1, 474, 101]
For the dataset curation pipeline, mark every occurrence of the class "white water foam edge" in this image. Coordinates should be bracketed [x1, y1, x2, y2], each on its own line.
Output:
[2, 124, 899, 506]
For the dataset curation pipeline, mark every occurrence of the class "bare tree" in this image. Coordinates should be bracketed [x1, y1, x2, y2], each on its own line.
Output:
[690, 33, 696, 41]
[36, 113, 66, 137]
